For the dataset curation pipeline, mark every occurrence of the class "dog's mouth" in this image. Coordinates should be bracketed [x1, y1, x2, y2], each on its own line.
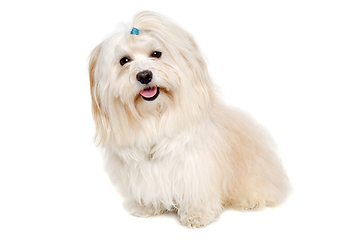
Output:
[139, 86, 160, 101]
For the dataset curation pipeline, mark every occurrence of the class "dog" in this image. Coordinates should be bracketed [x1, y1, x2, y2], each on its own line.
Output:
[89, 11, 289, 228]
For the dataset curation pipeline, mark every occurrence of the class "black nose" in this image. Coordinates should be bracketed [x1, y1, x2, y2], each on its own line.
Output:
[136, 70, 153, 84]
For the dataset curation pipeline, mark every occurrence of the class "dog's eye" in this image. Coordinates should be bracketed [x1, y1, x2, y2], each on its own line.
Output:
[151, 51, 162, 58]
[119, 57, 132, 66]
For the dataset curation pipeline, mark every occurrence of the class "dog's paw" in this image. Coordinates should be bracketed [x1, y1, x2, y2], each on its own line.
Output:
[226, 198, 266, 211]
[127, 203, 166, 218]
[241, 201, 265, 210]
[178, 212, 214, 228]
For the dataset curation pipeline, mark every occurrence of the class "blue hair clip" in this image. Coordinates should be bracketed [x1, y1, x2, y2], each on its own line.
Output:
[130, 27, 139, 35]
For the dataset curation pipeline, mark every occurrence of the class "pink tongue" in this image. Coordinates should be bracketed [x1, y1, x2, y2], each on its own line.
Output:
[140, 87, 157, 98]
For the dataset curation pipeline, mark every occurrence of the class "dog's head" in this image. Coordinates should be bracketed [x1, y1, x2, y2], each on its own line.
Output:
[89, 11, 214, 146]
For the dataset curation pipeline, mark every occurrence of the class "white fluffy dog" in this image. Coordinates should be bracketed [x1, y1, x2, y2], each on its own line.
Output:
[89, 11, 289, 227]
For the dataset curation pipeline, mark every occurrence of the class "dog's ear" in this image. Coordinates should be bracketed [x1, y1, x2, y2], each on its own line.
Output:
[89, 44, 110, 146]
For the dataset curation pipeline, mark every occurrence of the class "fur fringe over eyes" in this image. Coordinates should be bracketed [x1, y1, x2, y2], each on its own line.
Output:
[89, 11, 290, 228]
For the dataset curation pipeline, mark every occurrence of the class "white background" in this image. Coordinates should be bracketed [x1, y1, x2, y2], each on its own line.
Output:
[1, 0, 360, 239]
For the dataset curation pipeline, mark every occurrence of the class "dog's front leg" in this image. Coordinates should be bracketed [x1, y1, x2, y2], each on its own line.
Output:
[177, 204, 222, 228]
[176, 190, 223, 228]
[125, 200, 167, 218]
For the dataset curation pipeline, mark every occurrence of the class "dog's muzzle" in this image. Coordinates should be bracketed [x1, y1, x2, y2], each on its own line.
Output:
[137, 70, 160, 101]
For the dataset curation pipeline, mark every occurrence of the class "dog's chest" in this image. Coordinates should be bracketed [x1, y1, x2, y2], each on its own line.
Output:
[118, 142, 188, 205]
[110, 129, 215, 208]
[122, 143, 163, 162]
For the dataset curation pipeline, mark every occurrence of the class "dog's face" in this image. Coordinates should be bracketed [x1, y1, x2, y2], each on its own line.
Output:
[89, 12, 214, 146]
[101, 32, 180, 113]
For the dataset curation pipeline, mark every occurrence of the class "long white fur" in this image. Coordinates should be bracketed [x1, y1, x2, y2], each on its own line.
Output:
[89, 11, 290, 227]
